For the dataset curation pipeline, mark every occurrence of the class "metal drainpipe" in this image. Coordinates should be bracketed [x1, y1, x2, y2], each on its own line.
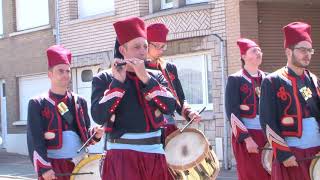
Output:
[55, 0, 60, 44]
[212, 34, 229, 170]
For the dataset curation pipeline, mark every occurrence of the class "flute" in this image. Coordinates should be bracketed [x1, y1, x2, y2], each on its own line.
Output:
[114, 60, 151, 67]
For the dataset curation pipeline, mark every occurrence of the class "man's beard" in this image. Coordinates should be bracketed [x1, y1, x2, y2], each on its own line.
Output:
[291, 53, 310, 68]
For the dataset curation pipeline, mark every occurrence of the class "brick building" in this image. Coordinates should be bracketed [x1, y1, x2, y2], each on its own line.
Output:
[0, 0, 56, 154]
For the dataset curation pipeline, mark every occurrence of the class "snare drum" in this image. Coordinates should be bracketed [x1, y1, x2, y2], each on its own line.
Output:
[70, 154, 104, 180]
[165, 128, 220, 180]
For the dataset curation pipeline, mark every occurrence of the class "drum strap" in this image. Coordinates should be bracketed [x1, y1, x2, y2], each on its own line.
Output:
[108, 136, 161, 145]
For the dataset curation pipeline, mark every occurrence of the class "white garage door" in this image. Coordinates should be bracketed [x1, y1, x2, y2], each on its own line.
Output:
[19, 74, 50, 121]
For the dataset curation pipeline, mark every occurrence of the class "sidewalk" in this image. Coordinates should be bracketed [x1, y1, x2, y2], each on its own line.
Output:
[0, 149, 237, 180]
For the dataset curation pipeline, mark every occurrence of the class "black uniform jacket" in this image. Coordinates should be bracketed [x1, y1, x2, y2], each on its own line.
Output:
[27, 91, 96, 177]
[91, 69, 176, 138]
[260, 67, 320, 162]
[225, 69, 266, 142]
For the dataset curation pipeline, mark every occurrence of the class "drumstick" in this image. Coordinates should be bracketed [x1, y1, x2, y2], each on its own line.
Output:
[77, 125, 104, 153]
[180, 106, 206, 133]
[56, 172, 94, 177]
[297, 155, 320, 162]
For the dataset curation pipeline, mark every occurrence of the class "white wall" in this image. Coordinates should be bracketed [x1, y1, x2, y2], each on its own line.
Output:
[6, 134, 28, 155]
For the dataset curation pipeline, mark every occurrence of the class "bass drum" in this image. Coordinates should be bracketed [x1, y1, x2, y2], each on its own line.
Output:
[309, 152, 320, 180]
[71, 154, 104, 180]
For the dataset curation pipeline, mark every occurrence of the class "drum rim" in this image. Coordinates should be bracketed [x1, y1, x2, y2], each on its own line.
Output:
[309, 154, 320, 180]
[70, 154, 103, 180]
[261, 142, 272, 175]
[165, 128, 210, 170]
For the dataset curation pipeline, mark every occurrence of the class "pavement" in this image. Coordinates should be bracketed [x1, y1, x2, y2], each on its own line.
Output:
[0, 149, 237, 180]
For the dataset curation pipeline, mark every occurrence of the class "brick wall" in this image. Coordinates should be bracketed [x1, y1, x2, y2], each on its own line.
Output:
[0, 0, 56, 134]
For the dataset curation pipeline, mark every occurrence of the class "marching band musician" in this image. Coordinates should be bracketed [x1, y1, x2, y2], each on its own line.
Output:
[260, 22, 320, 180]
[146, 23, 201, 137]
[27, 45, 104, 180]
[91, 16, 176, 180]
[225, 38, 270, 180]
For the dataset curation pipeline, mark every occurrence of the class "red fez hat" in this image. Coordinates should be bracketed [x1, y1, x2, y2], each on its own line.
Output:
[283, 22, 312, 48]
[237, 38, 259, 55]
[113, 16, 146, 45]
[46, 45, 71, 68]
[147, 23, 169, 43]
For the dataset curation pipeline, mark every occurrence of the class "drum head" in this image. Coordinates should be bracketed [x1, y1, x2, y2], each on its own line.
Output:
[310, 155, 320, 180]
[261, 143, 273, 175]
[71, 154, 103, 180]
[165, 128, 209, 170]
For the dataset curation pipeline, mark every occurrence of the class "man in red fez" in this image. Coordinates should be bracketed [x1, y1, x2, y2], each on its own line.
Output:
[146, 23, 201, 138]
[91, 17, 176, 180]
[27, 45, 104, 180]
[260, 22, 320, 180]
[225, 38, 270, 180]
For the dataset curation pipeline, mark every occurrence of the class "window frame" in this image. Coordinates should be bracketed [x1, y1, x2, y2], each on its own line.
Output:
[15, 0, 50, 31]
[18, 73, 51, 121]
[164, 52, 213, 110]
[161, 0, 173, 10]
[0, 0, 3, 36]
[78, 0, 115, 19]
[186, 0, 208, 5]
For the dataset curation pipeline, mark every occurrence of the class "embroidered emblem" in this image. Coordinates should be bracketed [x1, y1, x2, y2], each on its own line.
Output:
[277, 86, 288, 101]
[299, 86, 312, 101]
[240, 84, 249, 93]
[44, 131, 55, 140]
[240, 104, 250, 111]
[41, 107, 52, 120]
[281, 116, 294, 125]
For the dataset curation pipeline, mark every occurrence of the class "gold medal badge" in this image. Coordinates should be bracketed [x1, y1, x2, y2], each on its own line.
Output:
[299, 86, 312, 101]
[57, 102, 69, 115]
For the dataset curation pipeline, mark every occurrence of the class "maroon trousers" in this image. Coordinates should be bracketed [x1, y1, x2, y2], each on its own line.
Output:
[39, 158, 74, 180]
[272, 146, 320, 180]
[102, 149, 171, 180]
[232, 129, 271, 180]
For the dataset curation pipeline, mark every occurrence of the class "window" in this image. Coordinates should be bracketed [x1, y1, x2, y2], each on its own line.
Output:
[186, 0, 208, 5]
[0, 0, 3, 35]
[161, 0, 173, 9]
[78, 0, 114, 19]
[166, 53, 213, 109]
[16, 0, 49, 31]
[19, 74, 50, 121]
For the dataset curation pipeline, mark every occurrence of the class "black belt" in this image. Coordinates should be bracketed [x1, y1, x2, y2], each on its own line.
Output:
[108, 136, 161, 145]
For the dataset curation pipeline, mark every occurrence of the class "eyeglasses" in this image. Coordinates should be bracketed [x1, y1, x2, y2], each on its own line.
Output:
[149, 43, 167, 50]
[294, 47, 315, 55]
